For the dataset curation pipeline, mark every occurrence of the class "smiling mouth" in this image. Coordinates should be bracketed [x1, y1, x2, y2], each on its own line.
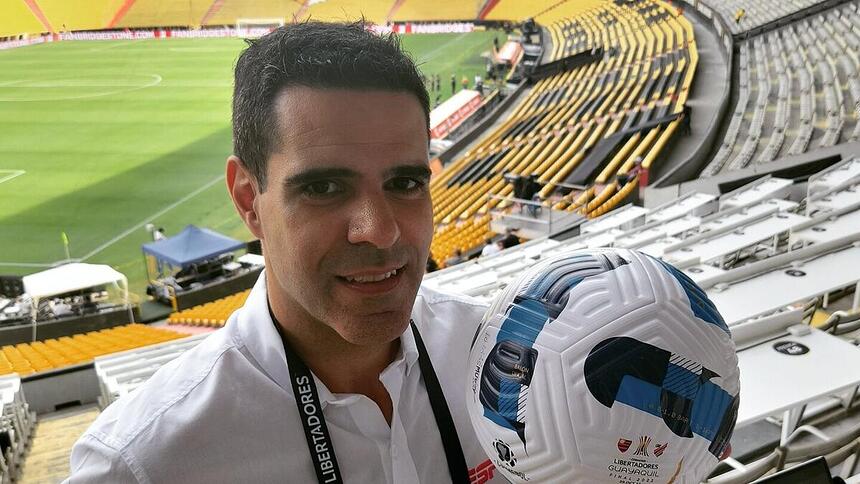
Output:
[339, 265, 406, 284]
[343, 268, 399, 283]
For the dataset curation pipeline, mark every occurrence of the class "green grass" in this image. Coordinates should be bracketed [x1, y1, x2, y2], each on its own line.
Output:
[0, 31, 498, 296]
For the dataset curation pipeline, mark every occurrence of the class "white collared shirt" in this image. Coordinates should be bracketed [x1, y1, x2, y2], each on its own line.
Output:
[66, 272, 506, 484]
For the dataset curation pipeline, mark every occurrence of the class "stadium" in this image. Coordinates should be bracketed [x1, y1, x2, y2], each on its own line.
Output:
[0, 0, 859, 481]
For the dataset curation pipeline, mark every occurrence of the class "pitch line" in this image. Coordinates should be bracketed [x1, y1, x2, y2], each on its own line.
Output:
[88, 39, 145, 52]
[0, 261, 55, 268]
[0, 170, 25, 184]
[0, 74, 162, 102]
[417, 33, 468, 63]
[81, 174, 226, 261]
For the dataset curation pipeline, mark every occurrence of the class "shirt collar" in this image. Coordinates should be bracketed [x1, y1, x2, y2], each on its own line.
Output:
[233, 270, 423, 405]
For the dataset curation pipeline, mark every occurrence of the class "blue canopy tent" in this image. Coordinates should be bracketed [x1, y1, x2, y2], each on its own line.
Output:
[142, 225, 246, 280]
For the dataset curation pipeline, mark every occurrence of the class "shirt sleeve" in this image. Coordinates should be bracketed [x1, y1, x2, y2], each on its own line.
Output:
[64, 433, 142, 483]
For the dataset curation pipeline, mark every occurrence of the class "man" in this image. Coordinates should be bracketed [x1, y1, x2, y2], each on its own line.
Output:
[66, 22, 502, 483]
[500, 228, 520, 249]
[480, 238, 499, 258]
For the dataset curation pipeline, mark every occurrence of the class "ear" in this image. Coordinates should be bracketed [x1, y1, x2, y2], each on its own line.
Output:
[226, 155, 264, 240]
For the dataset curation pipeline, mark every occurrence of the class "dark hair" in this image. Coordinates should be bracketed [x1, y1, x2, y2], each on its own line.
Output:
[232, 20, 430, 191]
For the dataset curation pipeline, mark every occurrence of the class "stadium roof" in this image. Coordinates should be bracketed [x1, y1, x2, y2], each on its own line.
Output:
[142, 225, 245, 267]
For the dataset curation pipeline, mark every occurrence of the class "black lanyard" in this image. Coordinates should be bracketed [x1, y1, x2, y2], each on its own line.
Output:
[270, 309, 470, 484]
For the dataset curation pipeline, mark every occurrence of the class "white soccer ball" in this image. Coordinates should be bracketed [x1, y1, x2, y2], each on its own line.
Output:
[466, 248, 739, 483]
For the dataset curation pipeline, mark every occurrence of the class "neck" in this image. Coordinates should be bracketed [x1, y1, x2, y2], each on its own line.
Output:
[290, 326, 400, 395]
[268, 290, 400, 424]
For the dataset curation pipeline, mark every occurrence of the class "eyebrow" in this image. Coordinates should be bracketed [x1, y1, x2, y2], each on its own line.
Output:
[283, 164, 431, 189]
[283, 167, 357, 189]
[386, 164, 432, 180]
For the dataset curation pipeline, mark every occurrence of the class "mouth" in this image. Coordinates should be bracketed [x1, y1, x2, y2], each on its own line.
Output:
[336, 264, 407, 294]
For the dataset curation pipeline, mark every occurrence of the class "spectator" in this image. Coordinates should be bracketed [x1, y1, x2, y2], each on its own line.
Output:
[480, 238, 500, 257]
[501, 228, 520, 248]
[445, 249, 465, 267]
[522, 174, 541, 201]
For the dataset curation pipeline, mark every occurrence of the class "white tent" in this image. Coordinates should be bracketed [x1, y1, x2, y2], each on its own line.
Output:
[23, 263, 128, 302]
[22, 263, 130, 341]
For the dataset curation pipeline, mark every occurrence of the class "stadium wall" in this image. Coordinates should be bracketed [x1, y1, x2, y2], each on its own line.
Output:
[22, 364, 100, 414]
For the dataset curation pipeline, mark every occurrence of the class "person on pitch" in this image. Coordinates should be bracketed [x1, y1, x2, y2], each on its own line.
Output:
[67, 21, 504, 484]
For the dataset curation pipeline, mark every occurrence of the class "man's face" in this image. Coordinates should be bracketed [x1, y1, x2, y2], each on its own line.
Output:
[253, 87, 432, 346]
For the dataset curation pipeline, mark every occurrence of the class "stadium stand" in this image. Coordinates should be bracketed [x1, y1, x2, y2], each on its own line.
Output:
[0, 0, 392, 34]
[0, 0, 50, 37]
[424, 157, 860, 309]
[114, 0, 212, 29]
[698, 0, 833, 35]
[482, 0, 603, 22]
[200, 0, 303, 28]
[305, 0, 393, 25]
[700, 2, 860, 177]
[0, 375, 34, 483]
[35, 0, 121, 32]
[389, 0, 479, 22]
[425, 157, 860, 480]
[166, 288, 249, 327]
[94, 333, 206, 408]
[6, 1, 860, 480]
[430, 0, 699, 265]
[0, 324, 185, 377]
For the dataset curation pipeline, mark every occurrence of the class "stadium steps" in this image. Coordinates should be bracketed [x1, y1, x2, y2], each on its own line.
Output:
[18, 405, 99, 484]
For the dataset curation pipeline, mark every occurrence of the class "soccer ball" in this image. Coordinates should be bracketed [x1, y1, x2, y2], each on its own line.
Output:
[466, 248, 739, 483]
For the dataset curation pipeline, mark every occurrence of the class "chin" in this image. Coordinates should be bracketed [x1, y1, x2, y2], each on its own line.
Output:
[333, 310, 412, 347]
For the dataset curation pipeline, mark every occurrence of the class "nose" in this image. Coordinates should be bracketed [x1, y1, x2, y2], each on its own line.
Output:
[347, 192, 401, 249]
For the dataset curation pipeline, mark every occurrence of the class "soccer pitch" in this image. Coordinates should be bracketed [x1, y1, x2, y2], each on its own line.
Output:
[0, 31, 499, 295]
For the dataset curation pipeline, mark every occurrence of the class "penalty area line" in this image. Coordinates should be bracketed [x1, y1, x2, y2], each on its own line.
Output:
[80, 174, 226, 261]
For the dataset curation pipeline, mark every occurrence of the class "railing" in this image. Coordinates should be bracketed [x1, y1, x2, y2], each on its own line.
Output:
[487, 181, 589, 238]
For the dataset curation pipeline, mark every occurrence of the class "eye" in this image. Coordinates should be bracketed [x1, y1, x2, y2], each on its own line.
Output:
[386, 177, 427, 194]
[302, 180, 341, 197]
